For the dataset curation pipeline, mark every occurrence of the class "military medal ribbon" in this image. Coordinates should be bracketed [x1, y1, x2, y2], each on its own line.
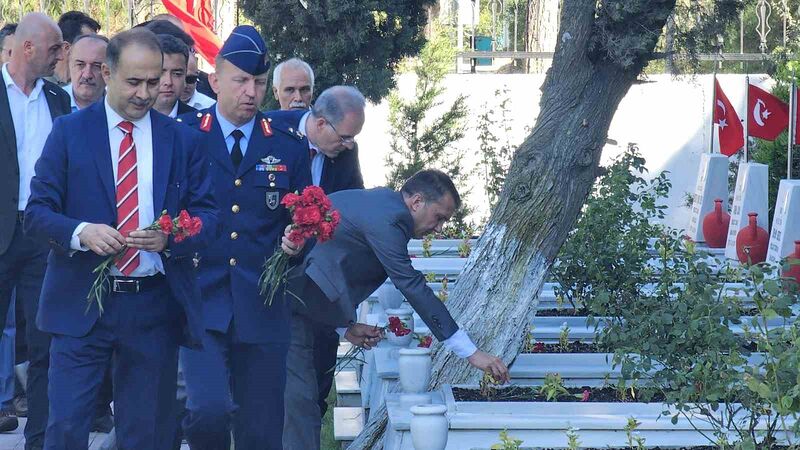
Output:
[86, 210, 203, 314]
[259, 185, 340, 306]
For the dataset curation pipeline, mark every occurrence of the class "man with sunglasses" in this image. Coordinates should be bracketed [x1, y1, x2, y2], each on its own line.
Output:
[181, 52, 214, 110]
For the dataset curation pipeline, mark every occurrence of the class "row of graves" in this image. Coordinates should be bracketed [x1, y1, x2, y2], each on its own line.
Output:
[331, 159, 800, 450]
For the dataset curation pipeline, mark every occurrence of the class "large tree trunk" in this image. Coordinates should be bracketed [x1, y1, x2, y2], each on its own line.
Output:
[525, 0, 561, 73]
[348, 1, 676, 448]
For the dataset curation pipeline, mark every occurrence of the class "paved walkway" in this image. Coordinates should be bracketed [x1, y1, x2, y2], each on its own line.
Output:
[0, 418, 190, 449]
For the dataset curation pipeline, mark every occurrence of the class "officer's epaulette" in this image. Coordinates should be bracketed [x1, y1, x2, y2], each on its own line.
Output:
[261, 115, 305, 141]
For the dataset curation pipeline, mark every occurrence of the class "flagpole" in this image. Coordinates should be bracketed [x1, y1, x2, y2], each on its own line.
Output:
[710, 72, 717, 153]
[790, 74, 796, 180]
[744, 75, 750, 162]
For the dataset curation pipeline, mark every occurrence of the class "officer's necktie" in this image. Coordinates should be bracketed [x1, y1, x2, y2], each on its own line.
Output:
[231, 129, 244, 170]
[115, 121, 140, 276]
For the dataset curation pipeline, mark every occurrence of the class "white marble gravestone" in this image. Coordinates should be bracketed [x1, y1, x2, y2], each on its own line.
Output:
[725, 163, 770, 260]
[687, 153, 730, 242]
[767, 179, 800, 263]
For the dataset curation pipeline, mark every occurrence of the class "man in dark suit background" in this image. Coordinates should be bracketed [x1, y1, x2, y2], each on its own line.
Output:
[152, 34, 195, 118]
[24, 27, 218, 449]
[270, 84, 366, 445]
[0, 12, 70, 448]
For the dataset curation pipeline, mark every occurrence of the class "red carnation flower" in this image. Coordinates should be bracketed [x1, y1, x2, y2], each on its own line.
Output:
[532, 342, 545, 353]
[287, 229, 304, 246]
[178, 210, 192, 230]
[581, 389, 591, 402]
[189, 217, 203, 236]
[418, 335, 432, 348]
[158, 215, 173, 234]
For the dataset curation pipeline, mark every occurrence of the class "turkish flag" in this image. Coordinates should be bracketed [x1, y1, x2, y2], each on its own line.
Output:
[161, 0, 222, 67]
[714, 79, 744, 156]
[748, 83, 789, 141]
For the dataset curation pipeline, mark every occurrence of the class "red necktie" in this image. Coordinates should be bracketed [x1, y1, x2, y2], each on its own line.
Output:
[309, 147, 316, 160]
[115, 121, 140, 276]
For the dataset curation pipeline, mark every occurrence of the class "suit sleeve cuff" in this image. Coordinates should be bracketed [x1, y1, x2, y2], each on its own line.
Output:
[70, 222, 90, 251]
[442, 329, 477, 359]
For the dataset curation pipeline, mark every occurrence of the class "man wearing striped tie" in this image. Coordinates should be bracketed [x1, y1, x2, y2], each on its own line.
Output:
[23, 27, 218, 450]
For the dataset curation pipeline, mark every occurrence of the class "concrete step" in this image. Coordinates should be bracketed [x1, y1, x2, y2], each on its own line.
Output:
[333, 406, 365, 448]
[335, 370, 361, 407]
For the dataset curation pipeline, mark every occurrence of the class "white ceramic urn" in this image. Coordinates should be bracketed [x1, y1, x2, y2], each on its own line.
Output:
[385, 307, 414, 347]
[410, 404, 448, 450]
[398, 347, 432, 394]
[378, 285, 405, 310]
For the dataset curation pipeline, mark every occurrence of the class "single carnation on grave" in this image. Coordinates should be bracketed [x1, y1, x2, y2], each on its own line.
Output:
[259, 186, 340, 306]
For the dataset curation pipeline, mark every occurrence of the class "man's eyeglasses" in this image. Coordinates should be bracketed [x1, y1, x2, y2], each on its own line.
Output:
[185, 75, 199, 85]
[324, 118, 355, 145]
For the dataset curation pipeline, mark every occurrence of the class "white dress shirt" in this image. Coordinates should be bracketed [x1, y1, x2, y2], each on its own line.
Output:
[168, 101, 179, 119]
[215, 109, 255, 155]
[70, 99, 163, 277]
[63, 84, 79, 112]
[186, 90, 215, 110]
[299, 111, 324, 186]
[3, 64, 54, 211]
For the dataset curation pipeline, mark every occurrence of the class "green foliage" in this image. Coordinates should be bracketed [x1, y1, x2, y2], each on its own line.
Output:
[625, 417, 647, 450]
[241, 0, 435, 106]
[539, 373, 569, 402]
[385, 22, 475, 235]
[490, 429, 523, 450]
[565, 426, 582, 450]
[595, 232, 800, 447]
[552, 144, 671, 313]
[477, 88, 516, 212]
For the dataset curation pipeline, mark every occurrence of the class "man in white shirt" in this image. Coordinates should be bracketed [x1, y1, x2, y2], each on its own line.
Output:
[181, 52, 215, 110]
[0, 12, 70, 449]
[64, 34, 107, 112]
[24, 27, 217, 450]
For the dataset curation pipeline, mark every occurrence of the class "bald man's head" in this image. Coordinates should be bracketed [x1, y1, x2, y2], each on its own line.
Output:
[12, 13, 64, 78]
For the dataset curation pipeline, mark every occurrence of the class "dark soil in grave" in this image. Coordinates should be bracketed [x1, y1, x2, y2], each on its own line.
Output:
[453, 386, 666, 403]
[523, 341, 608, 353]
[535, 308, 591, 317]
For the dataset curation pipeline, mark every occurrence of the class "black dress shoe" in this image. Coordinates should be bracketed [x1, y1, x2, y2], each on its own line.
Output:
[13, 395, 27, 417]
[0, 410, 18, 433]
[92, 413, 114, 433]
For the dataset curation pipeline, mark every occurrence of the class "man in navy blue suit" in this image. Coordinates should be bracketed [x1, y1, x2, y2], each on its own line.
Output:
[177, 26, 310, 450]
[268, 85, 367, 449]
[24, 27, 218, 450]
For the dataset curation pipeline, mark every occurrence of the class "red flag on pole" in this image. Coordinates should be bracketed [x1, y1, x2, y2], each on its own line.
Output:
[161, 0, 222, 67]
[714, 79, 744, 156]
[748, 83, 789, 141]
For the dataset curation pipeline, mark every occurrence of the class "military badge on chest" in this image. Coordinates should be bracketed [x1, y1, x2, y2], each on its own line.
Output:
[260, 156, 288, 210]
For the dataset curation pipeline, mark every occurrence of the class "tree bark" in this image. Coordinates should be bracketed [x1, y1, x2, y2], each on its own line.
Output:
[348, 1, 676, 448]
[525, 0, 561, 73]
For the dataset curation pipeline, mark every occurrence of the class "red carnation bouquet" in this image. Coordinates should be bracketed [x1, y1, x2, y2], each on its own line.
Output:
[259, 185, 340, 306]
[87, 209, 202, 314]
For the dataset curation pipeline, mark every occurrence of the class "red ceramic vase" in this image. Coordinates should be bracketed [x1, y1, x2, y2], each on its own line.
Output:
[785, 240, 800, 286]
[702, 198, 730, 248]
[735, 213, 769, 264]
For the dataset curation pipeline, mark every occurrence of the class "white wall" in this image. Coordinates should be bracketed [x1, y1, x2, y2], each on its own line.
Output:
[357, 72, 774, 231]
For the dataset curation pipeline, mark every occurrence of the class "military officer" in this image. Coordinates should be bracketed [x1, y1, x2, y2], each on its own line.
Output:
[177, 26, 311, 450]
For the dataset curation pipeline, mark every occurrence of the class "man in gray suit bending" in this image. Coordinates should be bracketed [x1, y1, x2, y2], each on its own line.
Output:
[283, 169, 509, 450]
